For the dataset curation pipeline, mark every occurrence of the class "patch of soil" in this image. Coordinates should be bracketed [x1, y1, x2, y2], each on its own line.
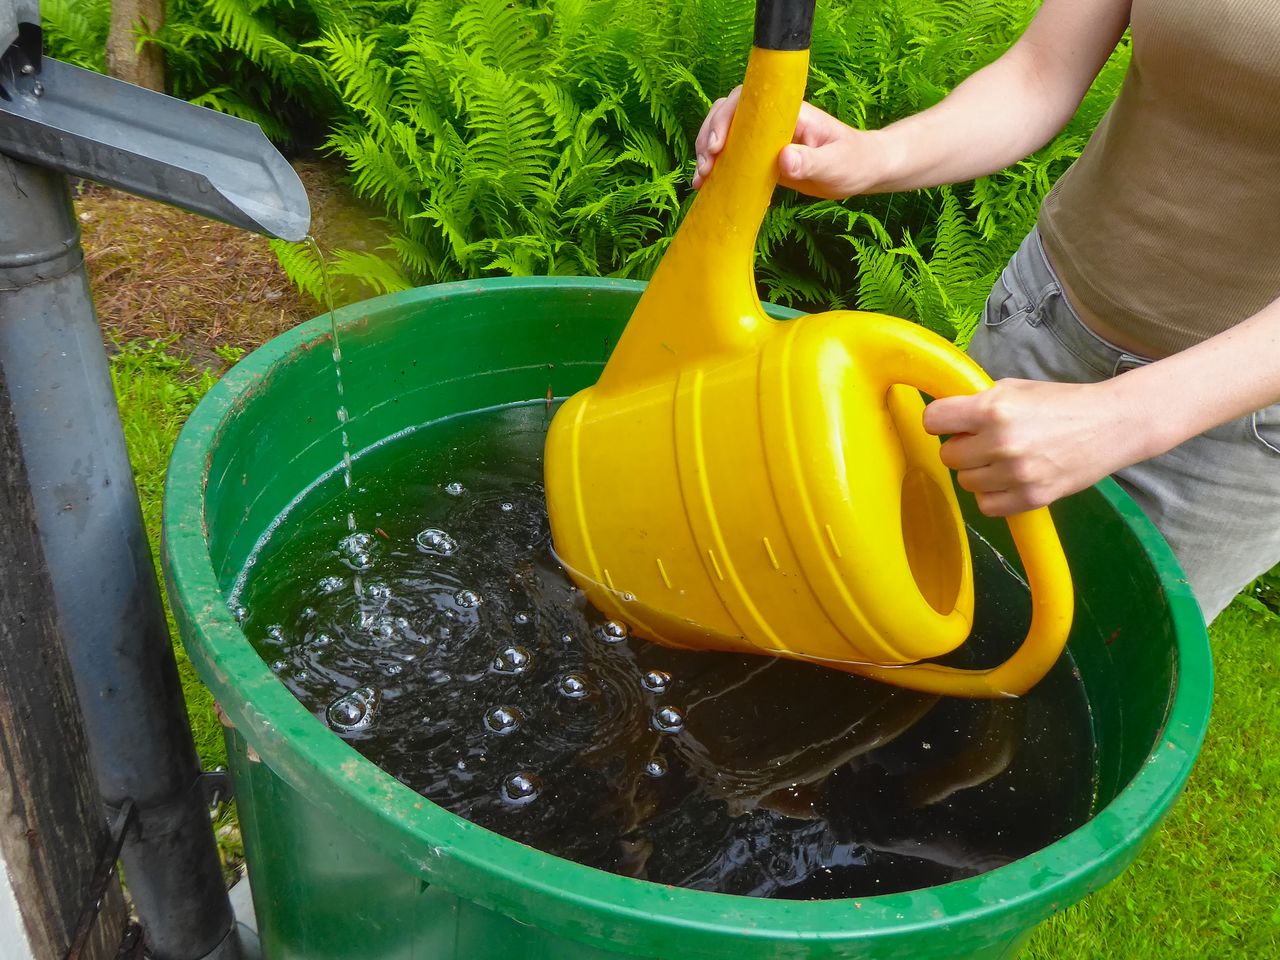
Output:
[77, 158, 389, 366]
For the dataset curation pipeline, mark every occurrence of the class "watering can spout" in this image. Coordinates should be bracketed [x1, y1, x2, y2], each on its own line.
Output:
[0, 28, 309, 241]
[593, 3, 814, 395]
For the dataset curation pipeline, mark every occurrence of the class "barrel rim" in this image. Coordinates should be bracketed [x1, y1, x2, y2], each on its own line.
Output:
[161, 276, 1213, 950]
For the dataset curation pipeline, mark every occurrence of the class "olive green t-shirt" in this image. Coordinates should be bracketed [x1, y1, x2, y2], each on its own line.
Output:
[1038, 0, 1280, 358]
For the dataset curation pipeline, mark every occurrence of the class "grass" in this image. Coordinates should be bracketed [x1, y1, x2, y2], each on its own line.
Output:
[1026, 601, 1280, 958]
[108, 339, 245, 881]
[110, 335, 1280, 954]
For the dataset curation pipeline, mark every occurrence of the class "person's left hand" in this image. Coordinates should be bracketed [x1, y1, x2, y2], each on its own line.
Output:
[922, 377, 1150, 517]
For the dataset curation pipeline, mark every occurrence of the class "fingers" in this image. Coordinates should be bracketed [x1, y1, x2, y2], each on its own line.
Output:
[927, 392, 1049, 516]
[972, 490, 1025, 518]
[693, 87, 741, 188]
[953, 464, 1040, 518]
[694, 94, 860, 196]
[922, 394, 985, 438]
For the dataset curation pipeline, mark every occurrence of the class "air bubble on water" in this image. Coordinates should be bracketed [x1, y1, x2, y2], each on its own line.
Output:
[513, 612, 530, 625]
[341, 531, 374, 550]
[269, 660, 286, 673]
[383, 663, 403, 677]
[597, 620, 628, 643]
[560, 634, 573, 645]
[368, 582, 393, 601]
[641, 670, 671, 694]
[454, 589, 481, 608]
[557, 674, 589, 699]
[337, 406, 348, 424]
[310, 633, 333, 648]
[492, 646, 532, 675]
[318, 575, 345, 594]
[339, 532, 376, 570]
[652, 706, 685, 734]
[326, 686, 380, 733]
[500, 771, 542, 806]
[483, 705, 523, 735]
[266, 624, 284, 641]
[231, 606, 247, 624]
[500, 501, 514, 513]
[444, 482, 465, 497]
[427, 669, 453, 685]
[416, 528, 458, 556]
[301, 607, 317, 619]
[644, 758, 667, 778]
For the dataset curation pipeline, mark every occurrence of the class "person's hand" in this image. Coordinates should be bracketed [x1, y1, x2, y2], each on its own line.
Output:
[922, 378, 1152, 517]
[692, 87, 888, 199]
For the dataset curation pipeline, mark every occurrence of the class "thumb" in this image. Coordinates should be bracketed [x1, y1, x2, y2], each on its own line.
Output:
[778, 143, 848, 197]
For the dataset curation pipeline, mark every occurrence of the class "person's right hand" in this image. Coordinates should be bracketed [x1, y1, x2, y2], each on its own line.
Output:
[693, 87, 889, 199]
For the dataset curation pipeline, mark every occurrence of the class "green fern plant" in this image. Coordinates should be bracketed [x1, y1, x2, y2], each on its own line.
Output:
[304, 0, 1131, 336]
[40, 0, 110, 71]
[36, 0, 1133, 342]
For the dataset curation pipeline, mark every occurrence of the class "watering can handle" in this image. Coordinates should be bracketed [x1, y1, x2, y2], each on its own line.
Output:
[855, 320, 1075, 697]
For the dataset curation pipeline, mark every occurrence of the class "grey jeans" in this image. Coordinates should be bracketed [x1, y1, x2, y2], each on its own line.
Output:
[966, 228, 1280, 623]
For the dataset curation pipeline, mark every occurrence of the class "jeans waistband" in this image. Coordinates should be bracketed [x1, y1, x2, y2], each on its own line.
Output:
[1010, 229, 1154, 379]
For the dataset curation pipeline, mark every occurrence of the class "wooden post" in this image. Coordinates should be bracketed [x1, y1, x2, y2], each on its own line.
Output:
[0, 366, 129, 957]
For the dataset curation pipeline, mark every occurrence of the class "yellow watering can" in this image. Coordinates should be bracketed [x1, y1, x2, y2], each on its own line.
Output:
[544, 0, 1074, 698]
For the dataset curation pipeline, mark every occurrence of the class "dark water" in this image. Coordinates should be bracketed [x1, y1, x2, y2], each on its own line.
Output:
[232, 402, 1097, 900]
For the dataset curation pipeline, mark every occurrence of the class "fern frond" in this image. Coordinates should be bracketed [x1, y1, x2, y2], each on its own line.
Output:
[269, 238, 329, 304]
[41, 0, 109, 72]
[327, 249, 414, 296]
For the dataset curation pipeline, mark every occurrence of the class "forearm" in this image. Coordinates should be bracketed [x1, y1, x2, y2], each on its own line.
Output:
[1106, 296, 1280, 461]
[924, 292, 1280, 517]
[863, 54, 1080, 192]
[857, 0, 1131, 194]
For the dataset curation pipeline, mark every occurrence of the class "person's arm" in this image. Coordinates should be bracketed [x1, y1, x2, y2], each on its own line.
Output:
[923, 295, 1280, 516]
[693, 0, 1132, 196]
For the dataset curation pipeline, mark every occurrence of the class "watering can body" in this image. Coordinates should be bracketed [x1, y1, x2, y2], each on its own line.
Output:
[549, 313, 981, 664]
[545, 6, 1073, 698]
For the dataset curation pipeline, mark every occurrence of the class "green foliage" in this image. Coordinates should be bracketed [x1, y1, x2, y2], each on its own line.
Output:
[109, 338, 244, 877]
[270, 238, 412, 306]
[108, 339, 226, 771]
[154, 0, 363, 143]
[38, 0, 347, 143]
[38, 0, 1133, 341]
[1240, 568, 1280, 620]
[40, 0, 109, 71]
[314, 0, 702, 283]
[1026, 600, 1280, 958]
[301, 0, 1131, 340]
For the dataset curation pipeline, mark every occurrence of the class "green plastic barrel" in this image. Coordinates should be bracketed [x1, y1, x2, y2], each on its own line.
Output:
[162, 278, 1212, 959]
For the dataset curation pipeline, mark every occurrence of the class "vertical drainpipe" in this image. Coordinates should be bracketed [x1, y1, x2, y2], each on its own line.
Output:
[0, 156, 241, 959]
